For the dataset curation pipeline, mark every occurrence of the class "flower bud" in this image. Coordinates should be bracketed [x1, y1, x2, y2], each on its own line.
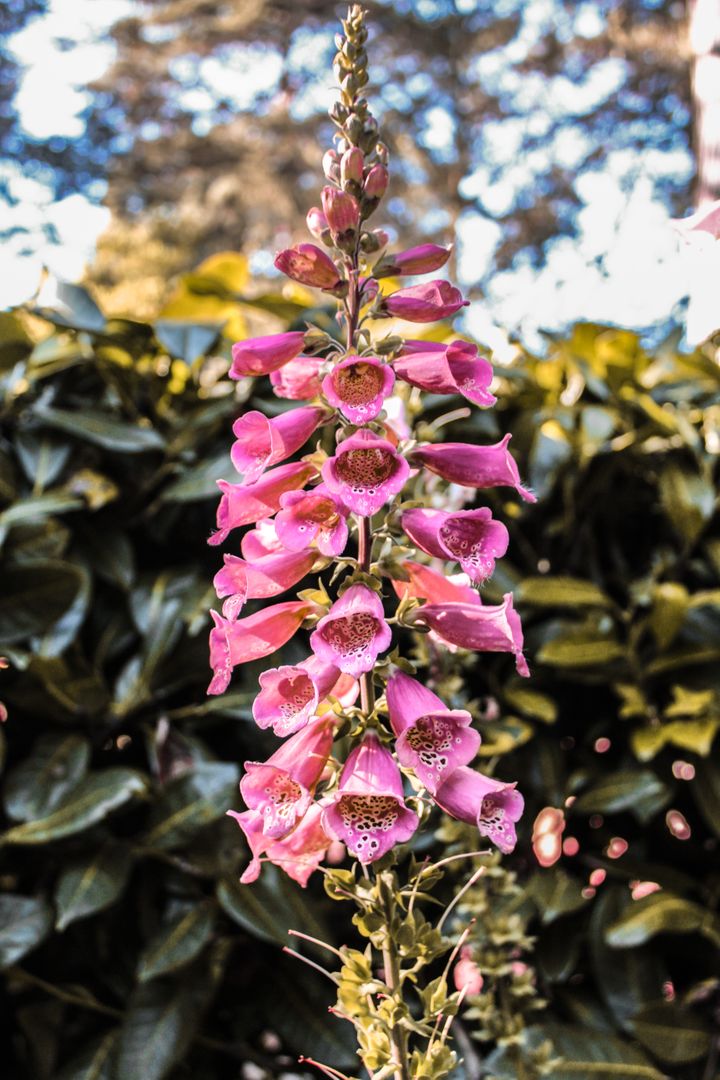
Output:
[306, 207, 331, 243]
[375, 243, 452, 278]
[323, 149, 340, 183]
[364, 163, 388, 199]
[322, 186, 360, 249]
[341, 146, 364, 187]
[275, 244, 343, 291]
[453, 947, 483, 996]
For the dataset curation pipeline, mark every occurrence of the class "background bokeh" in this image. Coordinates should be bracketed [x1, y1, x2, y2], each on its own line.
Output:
[1, 2, 720, 1080]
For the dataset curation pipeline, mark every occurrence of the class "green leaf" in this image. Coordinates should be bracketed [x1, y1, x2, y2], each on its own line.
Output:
[265, 968, 359, 1070]
[519, 577, 611, 608]
[574, 769, 671, 824]
[2, 769, 147, 845]
[659, 462, 715, 544]
[115, 978, 199, 1080]
[15, 432, 72, 489]
[693, 758, 720, 837]
[154, 320, 221, 362]
[143, 762, 239, 850]
[33, 405, 165, 453]
[648, 582, 688, 650]
[217, 864, 332, 946]
[137, 901, 215, 982]
[537, 632, 625, 668]
[32, 280, 106, 333]
[55, 844, 133, 931]
[629, 1002, 711, 1065]
[528, 867, 588, 924]
[3, 733, 90, 822]
[0, 559, 89, 646]
[503, 686, 558, 723]
[528, 1022, 666, 1079]
[0, 894, 53, 968]
[54, 1032, 118, 1080]
[605, 892, 720, 948]
[159, 451, 234, 503]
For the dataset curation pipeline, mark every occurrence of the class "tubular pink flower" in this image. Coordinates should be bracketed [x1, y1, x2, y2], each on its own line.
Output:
[401, 507, 509, 584]
[410, 434, 535, 502]
[213, 549, 317, 619]
[310, 584, 391, 677]
[274, 243, 343, 291]
[253, 654, 344, 736]
[322, 732, 419, 863]
[363, 163, 388, 199]
[322, 186, 360, 243]
[433, 766, 524, 854]
[306, 206, 330, 240]
[453, 947, 484, 996]
[240, 716, 335, 839]
[228, 802, 329, 887]
[382, 280, 469, 322]
[240, 518, 284, 559]
[395, 340, 496, 407]
[322, 149, 340, 182]
[376, 243, 452, 277]
[209, 462, 317, 545]
[322, 428, 410, 517]
[208, 600, 313, 695]
[276, 486, 349, 556]
[341, 146, 364, 186]
[231, 405, 329, 483]
[386, 671, 480, 794]
[230, 331, 306, 378]
[413, 592, 530, 677]
[322, 355, 395, 424]
[392, 560, 480, 606]
[270, 356, 324, 400]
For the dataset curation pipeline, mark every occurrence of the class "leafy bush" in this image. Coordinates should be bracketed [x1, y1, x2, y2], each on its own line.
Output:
[1, 266, 718, 1079]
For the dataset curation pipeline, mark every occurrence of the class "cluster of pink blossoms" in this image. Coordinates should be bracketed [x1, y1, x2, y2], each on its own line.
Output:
[207, 63, 535, 889]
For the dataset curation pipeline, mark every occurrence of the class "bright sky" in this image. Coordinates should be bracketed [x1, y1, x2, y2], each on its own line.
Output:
[1, 0, 698, 347]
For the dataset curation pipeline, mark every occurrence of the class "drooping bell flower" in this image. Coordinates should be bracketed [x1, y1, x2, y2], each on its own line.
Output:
[374, 243, 452, 278]
[213, 548, 318, 619]
[208, 600, 313, 695]
[321, 186, 360, 247]
[240, 715, 335, 839]
[410, 434, 535, 502]
[228, 802, 329, 887]
[240, 518, 284, 559]
[270, 356, 324, 400]
[322, 429, 410, 517]
[401, 507, 509, 584]
[310, 584, 391, 677]
[392, 560, 480, 606]
[276, 485, 350, 556]
[394, 340, 496, 408]
[412, 592, 530, 677]
[381, 280, 469, 323]
[209, 462, 317, 545]
[230, 331, 307, 379]
[433, 766, 524, 854]
[231, 405, 329, 484]
[322, 732, 419, 863]
[363, 163, 388, 200]
[321, 356, 395, 424]
[385, 671, 480, 794]
[253, 654, 343, 736]
[275, 243, 344, 292]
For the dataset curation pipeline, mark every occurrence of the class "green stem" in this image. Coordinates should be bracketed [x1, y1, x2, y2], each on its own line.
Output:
[377, 873, 410, 1080]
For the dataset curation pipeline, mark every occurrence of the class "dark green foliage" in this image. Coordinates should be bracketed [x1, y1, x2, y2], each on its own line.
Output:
[1, 280, 719, 1078]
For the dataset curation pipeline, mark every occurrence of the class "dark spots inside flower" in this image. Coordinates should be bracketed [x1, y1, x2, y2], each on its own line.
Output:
[337, 794, 399, 856]
[406, 716, 454, 771]
[336, 448, 395, 492]
[333, 362, 384, 406]
[324, 612, 377, 658]
[276, 674, 315, 719]
[439, 519, 493, 576]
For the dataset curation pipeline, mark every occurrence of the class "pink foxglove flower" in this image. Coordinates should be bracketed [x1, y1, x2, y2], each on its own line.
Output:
[434, 766, 524, 854]
[213, 549, 317, 619]
[413, 592, 530, 677]
[306, 207, 330, 241]
[321, 428, 410, 516]
[341, 146, 364, 186]
[322, 148, 340, 182]
[231, 405, 329, 483]
[230, 331, 306, 378]
[275, 243, 344, 291]
[411, 434, 535, 502]
[322, 732, 418, 863]
[209, 462, 317, 545]
[363, 163, 388, 199]
[240, 518, 284, 559]
[321, 356, 395, 424]
[240, 716, 335, 839]
[375, 243, 452, 277]
[270, 356, 324, 400]
[382, 280, 469, 322]
[453, 947, 484, 996]
[401, 507, 509, 584]
[310, 583, 391, 677]
[322, 186, 360, 245]
[386, 671, 480, 794]
[253, 654, 344, 736]
[393, 560, 480, 606]
[208, 600, 313, 695]
[395, 340, 496, 407]
[276, 486, 349, 556]
[229, 802, 329, 886]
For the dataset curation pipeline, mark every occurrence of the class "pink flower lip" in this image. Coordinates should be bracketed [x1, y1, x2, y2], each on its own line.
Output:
[208, 600, 313, 695]
[382, 279, 469, 323]
[414, 592, 530, 678]
[410, 433, 536, 502]
[401, 507, 509, 583]
[434, 766, 524, 854]
[213, 548, 317, 619]
[228, 802, 329, 887]
[231, 405, 328, 484]
[321, 355, 395, 423]
[274, 243, 343, 291]
[276, 485, 349, 557]
[321, 732, 419, 863]
[209, 461, 317, 545]
[253, 655, 342, 737]
[395, 339, 496, 407]
[321, 428, 410, 517]
[270, 356, 324, 400]
[310, 583, 391, 677]
[230, 331, 306, 378]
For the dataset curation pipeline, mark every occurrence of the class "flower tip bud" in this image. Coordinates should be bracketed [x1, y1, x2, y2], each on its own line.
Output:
[323, 149, 341, 182]
[364, 163, 388, 199]
[341, 146, 364, 187]
[453, 949, 483, 996]
[306, 207, 330, 242]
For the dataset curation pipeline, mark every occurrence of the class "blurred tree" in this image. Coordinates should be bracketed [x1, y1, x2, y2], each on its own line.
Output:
[87, 0, 693, 311]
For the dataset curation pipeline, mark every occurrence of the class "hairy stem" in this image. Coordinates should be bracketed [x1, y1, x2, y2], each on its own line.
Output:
[377, 873, 411, 1080]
